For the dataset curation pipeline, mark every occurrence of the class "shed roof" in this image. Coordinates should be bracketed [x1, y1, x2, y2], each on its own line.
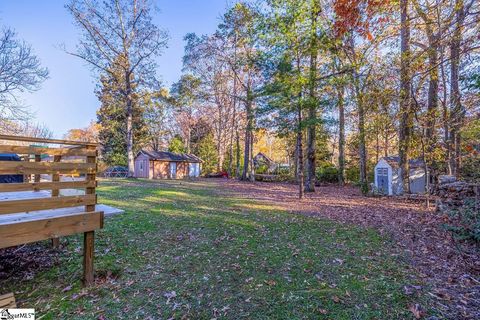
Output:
[380, 156, 425, 169]
[138, 150, 202, 163]
[254, 152, 274, 164]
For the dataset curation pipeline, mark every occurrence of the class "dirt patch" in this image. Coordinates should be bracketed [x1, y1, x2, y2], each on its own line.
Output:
[214, 179, 480, 319]
[0, 243, 61, 282]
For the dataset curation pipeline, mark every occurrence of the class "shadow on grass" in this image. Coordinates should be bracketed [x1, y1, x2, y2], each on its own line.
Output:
[0, 179, 427, 320]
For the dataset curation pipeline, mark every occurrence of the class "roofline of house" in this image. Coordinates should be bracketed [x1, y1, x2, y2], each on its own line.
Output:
[136, 150, 203, 163]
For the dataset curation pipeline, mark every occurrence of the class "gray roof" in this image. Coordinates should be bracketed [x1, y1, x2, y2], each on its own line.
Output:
[138, 150, 202, 163]
[254, 152, 274, 163]
[381, 156, 424, 169]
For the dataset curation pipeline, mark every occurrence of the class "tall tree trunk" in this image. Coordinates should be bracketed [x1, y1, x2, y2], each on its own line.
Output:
[294, 135, 299, 182]
[352, 67, 367, 192]
[304, 0, 320, 193]
[216, 102, 224, 171]
[242, 129, 250, 181]
[384, 131, 389, 157]
[229, 74, 238, 177]
[125, 73, 135, 178]
[348, 34, 367, 192]
[236, 130, 240, 179]
[249, 129, 255, 182]
[185, 128, 191, 154]
[440, 47, 451, 174]
[382, 106, 390, 157]
[337, 84, 345, 185]
[241, 94, 254, 181]
[399, 0, 412, 194]
[357, 86, 367, 192]
[228, 142, 234, 176]
[450, 0, 465, 176]
[425, 35, 439, 155]
[297, 106, 305, 199]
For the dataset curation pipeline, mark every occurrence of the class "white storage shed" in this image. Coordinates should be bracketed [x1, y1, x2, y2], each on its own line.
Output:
[374, 156, 427, 195]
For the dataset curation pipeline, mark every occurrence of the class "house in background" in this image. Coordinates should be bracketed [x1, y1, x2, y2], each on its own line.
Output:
[134, 150, 202, 179]
[374, 156, 427, 195]
[253, 152, 276, 173]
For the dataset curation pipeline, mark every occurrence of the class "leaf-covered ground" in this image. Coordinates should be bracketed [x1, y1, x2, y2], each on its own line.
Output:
[217, 179, 480, 319]
[1, 179, 431, 319]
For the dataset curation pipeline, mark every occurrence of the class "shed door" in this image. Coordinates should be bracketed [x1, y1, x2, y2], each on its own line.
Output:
[377, 168, 389, 194]
[137, 159, 148, 178]
[170, 162, 177, 179]
[189, 163, 195, 177]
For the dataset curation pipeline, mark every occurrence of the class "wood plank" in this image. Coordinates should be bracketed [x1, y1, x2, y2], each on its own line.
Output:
[0, 194, 96, 215]
[0, 293, 16, 308]
[0, 161, 96, 175]
[0, 134, 97, 146]
[0, 145, 97, 156]
[0, 205, 119, 224]
[0, 211, 103, 249]
[0, 180, 96, 192]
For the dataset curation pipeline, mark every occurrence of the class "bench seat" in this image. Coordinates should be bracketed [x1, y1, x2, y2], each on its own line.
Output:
[0, 210, 103, 249]
[0, 293, 16, 308]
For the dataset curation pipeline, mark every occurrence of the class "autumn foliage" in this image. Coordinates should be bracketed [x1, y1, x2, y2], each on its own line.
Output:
[333, 0, 388, 39]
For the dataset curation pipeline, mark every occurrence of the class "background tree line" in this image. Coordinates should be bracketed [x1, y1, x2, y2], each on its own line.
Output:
[2, 0, 478, 198]
[69, 0, 480, 197]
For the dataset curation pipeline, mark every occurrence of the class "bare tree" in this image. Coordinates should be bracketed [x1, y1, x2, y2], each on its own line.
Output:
[0, 120, 52, 140]
[66, 0, 168, 177]
[0, 28, 48, 123]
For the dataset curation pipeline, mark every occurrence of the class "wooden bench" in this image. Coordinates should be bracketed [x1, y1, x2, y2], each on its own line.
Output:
[0, 293, 16, 308]
[0, 134, 104, 286]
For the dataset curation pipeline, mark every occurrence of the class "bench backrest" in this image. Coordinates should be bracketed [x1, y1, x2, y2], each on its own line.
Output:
[0, 134, 98, 214]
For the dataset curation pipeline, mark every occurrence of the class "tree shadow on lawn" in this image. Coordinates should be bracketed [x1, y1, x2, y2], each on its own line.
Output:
[0, 179, 427, 319]
[216, 179, 480, 319]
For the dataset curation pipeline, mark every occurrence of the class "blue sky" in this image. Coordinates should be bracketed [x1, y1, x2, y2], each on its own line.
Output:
[0, 0, 228, 137]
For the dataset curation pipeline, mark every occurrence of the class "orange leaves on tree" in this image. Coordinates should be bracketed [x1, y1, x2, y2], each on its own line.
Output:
[333, 0, 388, 39]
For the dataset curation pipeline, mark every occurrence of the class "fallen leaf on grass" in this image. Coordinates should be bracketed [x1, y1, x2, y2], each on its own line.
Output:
[264, 280, 276, 286]
[408, 304, 424, 319]
[62, 285, 73, 292]
[71, 290, 87, 301]
[163, 291, 177, 304]
[332, 296, 340, 303]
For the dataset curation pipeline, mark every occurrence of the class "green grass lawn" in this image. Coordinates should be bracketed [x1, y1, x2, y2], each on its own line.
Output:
[2, 179, 426, 319]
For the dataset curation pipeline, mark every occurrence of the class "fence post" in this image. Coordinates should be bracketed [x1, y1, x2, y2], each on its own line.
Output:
[83, 145, 97, 286]
[34, 154, 41, 191]
[51, 155, 62, 248]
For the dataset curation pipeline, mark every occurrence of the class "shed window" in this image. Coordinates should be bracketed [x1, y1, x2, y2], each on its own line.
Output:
[377, 168, 388, 175]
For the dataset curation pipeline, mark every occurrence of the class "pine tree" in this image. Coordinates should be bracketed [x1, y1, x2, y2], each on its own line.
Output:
[96, 60, 149, 166]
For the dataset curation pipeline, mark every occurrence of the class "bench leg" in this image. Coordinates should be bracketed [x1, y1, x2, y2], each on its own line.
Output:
[51, 238, 60, 248]
[83, 231, 95, 286]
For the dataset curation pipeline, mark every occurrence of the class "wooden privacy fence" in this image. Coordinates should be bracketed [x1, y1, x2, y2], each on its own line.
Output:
[0, 134, 104, 286]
